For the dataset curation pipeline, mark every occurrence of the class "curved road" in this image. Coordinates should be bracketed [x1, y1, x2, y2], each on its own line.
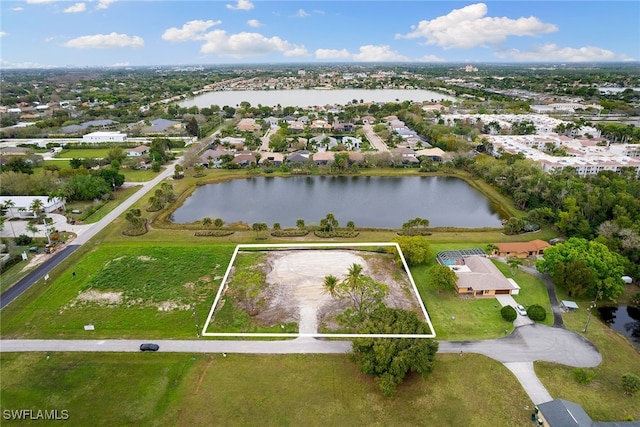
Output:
[0, 162, 177, 310]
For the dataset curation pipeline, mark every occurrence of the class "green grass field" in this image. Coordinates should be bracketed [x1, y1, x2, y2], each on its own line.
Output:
[0, 352, 533, 427]
[54, 148, 112, 159]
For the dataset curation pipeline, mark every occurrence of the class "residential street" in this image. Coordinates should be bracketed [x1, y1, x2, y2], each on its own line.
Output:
[0, 322, 602, 405]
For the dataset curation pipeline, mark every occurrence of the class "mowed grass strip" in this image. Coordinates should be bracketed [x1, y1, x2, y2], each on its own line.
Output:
[166, 353, 533, 426]
[0, 352, 533, 427]
[0, 244, 236, 339]
[0, 352, 191, 427]
[54, 148, 112, 159]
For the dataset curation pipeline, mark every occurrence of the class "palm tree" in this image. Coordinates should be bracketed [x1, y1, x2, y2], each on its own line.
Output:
[26, 223, 39, 238]
[2, 199, 16, 238]
[30, 199, 44, 218]
[506, 256, 523, 276]
[296, 218, 305, 230]
[323, 275, 339, 298]
[202, 217, 212, 228]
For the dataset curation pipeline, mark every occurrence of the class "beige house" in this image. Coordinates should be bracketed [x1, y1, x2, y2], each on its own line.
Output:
[452, 256, 520, 297]
[493, 240, 550, 258]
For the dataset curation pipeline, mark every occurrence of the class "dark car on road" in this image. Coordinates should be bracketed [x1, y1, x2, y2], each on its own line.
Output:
[139, 343, 160, 352]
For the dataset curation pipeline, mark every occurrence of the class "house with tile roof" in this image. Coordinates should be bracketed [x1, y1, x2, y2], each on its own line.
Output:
[449, 255, 520, 296]
[493, 240, 551, 258]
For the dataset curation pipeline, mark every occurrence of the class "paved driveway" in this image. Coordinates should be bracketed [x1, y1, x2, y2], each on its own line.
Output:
[495, 294, 534, 327]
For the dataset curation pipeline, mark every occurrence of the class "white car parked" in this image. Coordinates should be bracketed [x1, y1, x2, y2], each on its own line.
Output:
[515, 305, 528, 316]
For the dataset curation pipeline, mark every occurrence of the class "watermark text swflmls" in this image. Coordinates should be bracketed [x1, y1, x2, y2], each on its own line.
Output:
[3, 409, 69, 421]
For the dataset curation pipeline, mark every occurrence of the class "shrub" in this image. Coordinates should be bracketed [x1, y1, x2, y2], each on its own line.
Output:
[573, 368, 597, 384]
[622, 374, 640, 395]
[501, 305, 517, 322]
[194, 230, 234, 237]
[14, 234, 33, 246]
[527, 304, 547, 322]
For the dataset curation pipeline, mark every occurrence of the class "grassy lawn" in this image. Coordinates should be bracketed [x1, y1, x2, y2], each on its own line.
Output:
[0, 243, 236, 339]
[491, 259, 553, 325]
[65, 185, 141, 224]
[0, 352, 533, 427]
[120, 168, 161, 182]
[40, 159, 73, 170]
[54, 148, 112, 159]
[535, 303, 640, 421]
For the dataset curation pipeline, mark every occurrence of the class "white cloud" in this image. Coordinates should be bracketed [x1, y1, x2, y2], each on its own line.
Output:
[247, 19, 261, 28]
[296, 9, 310, 18]
[226, 0, 254, 11]
[12, 6, 24, 11]
[398, 3, 557, 50]
[200, 30, 307, 58]
[162, 20, 221, 42]
[64, 3, 86, 13]
[26, 0, 55, 3]
[315, 48, 351, 60]
[0, 32, 6, 38]
[64, 32, 144, 49]
[96, 0, 116, 10]
[353, 45, 409, 62]
[495, 44, 636, 62]
[315, 45, 409, 62]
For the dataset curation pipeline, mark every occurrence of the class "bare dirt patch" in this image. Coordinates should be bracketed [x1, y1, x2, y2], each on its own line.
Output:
[65, 290, 123, 310]
[229, 249, 422, 334]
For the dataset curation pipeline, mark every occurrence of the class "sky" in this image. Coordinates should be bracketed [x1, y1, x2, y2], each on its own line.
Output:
[0, 1, 638, 68]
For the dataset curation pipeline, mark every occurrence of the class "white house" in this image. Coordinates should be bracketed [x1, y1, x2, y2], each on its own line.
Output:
[127, 145, 149, 157]
[82, 131, 127, 143]
[0, 196, 65, 218]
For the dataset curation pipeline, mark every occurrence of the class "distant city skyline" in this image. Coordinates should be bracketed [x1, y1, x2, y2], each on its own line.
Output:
[1, 1, 638, 68]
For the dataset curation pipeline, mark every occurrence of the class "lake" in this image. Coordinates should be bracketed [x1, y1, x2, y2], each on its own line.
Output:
[170, 176, 504, 228]
[598, 305, 640, 349]
[178, 89, 456, 109]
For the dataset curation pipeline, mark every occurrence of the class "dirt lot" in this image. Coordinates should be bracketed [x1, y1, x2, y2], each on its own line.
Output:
[244, 249, 424, 334]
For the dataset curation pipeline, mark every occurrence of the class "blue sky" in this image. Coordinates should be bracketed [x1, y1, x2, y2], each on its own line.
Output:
[1, 1, 638, 68]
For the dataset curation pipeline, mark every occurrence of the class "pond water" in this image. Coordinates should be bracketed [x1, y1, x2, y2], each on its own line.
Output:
[178, 89, 456, 109]
[598, 305, 640, 349]
[170, 176, 504, 228]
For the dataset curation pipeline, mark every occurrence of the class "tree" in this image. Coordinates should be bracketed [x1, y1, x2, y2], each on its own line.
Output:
[2, 199, 16, 238]
[173, 164, 184, 179]
[323, 263, 389, 328]
[214, 218, 224, 228]
[252, 222, 267, 239]
[506, 256, 523, 276]
[296, 218, 305, 230]
[124, 208, 145, 234]
[501, 305, 517, 321]
[98, 168, 125, 189]
[26, 223, 39, 237]
[552, 260, 596, 297]
[537, 238, 625, 300]
[527, 304, 546, 322]
[186, 116, 199, 137]
[622, 374, 640, 396]
[107, 146, 126, 162]
[320, 212, 339, 233]
[64, 175, 111, 201]
[429, 264, 457, 291]
[351, 306, 438, 397]
[202, 217, 212, 228]
[29, 198, 44, 217]
[392, 236, 430, 267]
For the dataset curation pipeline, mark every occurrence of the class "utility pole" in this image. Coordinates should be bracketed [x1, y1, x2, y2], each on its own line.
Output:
[193, 304, 200, 338]
[583, 287, 601, 333]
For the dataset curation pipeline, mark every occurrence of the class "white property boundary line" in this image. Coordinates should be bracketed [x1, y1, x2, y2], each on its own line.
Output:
[202, 242, 436, 339]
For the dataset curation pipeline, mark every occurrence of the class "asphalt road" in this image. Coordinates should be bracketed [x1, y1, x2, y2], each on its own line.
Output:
[0, 338, 352, 354]
[0, 161, 177, 310]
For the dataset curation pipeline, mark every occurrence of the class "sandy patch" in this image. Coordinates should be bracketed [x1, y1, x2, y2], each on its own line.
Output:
[137, 255, 157, 262]
[235, 249, 422, 334]
[67, 290, 123, 308]
[157, 301, 190, 311]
